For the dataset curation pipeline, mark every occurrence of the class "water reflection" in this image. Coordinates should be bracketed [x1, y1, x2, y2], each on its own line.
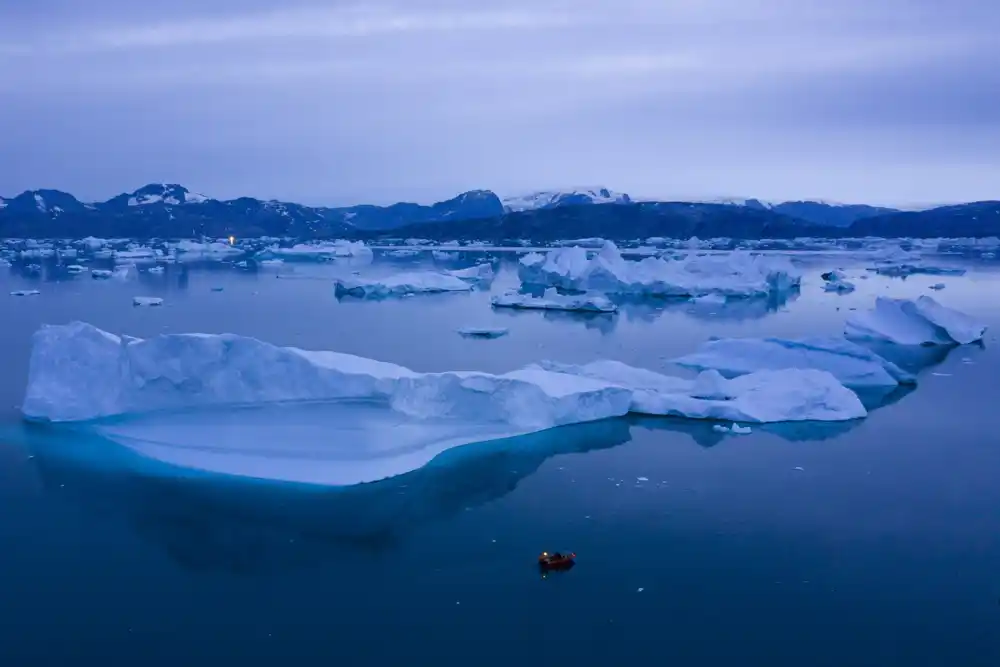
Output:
[17, 418, 632, 573]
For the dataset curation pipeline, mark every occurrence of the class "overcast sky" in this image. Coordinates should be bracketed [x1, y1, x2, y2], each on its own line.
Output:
[1, 0, 998, 207]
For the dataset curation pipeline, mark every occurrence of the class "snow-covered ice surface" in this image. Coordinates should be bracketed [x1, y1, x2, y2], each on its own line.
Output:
[519, 241, 800, 297]
[845, 296, 987, 345]
[491, 288, 618, 313]
[672, 337, 915, 389]
[334, 272, 474, 298]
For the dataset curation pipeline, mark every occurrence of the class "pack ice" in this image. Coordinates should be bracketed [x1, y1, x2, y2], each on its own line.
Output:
[23, 322, 868, 486]
[518, 241, 801, 297]
[845, 296, 986, 345]
[672, 337, 915, 389]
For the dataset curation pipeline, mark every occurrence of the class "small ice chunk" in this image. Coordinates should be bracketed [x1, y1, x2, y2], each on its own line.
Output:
[457, 327, 509, 339]
[713, 424, 730, 433]
[147, 266, 165, 274]
[11, 289, 40, 297]
[90, 269, 113, 279]
[690, 293, 727, 305]
[66, 264, 86, 273]
[929, 283, 946, 291]
[731, 424, 752, 434]
[672, 336, 914, 389]
[133, 296, 163, 307]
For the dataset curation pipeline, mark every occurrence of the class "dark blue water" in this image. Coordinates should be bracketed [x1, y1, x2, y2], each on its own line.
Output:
[2, 253, 1000, 665]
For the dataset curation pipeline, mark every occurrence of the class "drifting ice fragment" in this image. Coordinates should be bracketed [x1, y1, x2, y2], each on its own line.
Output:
[457, 327, 509, 339]
[133, 296, 163, 307]
[11, 289, 40, 297]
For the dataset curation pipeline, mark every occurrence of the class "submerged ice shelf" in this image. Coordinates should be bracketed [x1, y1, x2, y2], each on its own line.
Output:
[22, 322, 878, 486]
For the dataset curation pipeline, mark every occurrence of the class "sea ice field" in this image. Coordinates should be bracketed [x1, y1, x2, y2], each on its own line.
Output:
[2, 236, 1000, 666]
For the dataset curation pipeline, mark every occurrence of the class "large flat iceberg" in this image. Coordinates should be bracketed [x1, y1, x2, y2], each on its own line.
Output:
[671, 337, 915, 389]
[845, 296, 986, 345]
[23, 323, 873, 485]
[334, 272, 473, 298]
[519, 241, 801, 297]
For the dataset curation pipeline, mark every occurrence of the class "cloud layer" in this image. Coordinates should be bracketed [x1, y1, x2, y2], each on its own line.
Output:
[2, 0, 998, 206]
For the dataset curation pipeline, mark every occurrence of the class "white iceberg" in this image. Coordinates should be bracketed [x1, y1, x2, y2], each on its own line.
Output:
[133, 296, 163, 307]
[491, 288, 618, 313]
[170, 240, 243, 259]
[335, 272, 473, 298]
[690, 293, 727, 305]
[534, 360, 867, 423]
[821, 270, 856, 293]
[147, 266, 165, 275]
[11, 289, 40, 297]
[66, 264, 87, 274]
[447, 264, 495, 282]
[671, 336, 915, 389]
[259, 241, 373, 262]
[845, 296, 987, 345]
[457, 327, 509, 339]
[21, 323, 873, 485]
[519, 241, 800, 297]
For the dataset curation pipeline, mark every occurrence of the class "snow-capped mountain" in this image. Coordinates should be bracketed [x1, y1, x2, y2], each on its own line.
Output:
[502, 187, 632, 212]
[104, 183, 209, 208]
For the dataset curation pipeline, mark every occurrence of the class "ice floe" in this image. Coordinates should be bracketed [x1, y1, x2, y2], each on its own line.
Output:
[258, 241, 374, 262]
[334, 272, 474, 298]
[519, 241, 800, 297]
[11, 289, 40, 297]
[671, 336, 915, 389]
[132, 296, 163, 307]
[845, 296, 986, 345]
[491, 288, 618, 313]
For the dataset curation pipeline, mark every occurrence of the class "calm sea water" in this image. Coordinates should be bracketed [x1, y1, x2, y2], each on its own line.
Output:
[2, 251, 1000, 666]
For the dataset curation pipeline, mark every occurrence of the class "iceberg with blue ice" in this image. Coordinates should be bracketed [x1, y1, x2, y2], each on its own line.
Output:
[519, 241, 801, 297]
[22, 322, 872, 486]
[845, 296, 986, 345]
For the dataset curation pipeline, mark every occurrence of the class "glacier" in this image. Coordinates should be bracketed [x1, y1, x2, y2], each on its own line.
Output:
[22, 322, 874, 486]
[845, 296, 987, 345]
[518, 241, 801, 297]
[671, 336, 915, 389]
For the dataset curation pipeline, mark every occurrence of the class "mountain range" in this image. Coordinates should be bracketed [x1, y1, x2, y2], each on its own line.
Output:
[0, 183, 996, 240]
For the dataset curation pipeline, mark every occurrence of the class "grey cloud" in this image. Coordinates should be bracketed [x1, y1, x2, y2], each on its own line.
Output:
[0, 0, 997, 205]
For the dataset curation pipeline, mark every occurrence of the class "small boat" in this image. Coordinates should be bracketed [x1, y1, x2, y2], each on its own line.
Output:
[538, 551, 576, 571]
